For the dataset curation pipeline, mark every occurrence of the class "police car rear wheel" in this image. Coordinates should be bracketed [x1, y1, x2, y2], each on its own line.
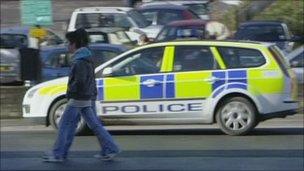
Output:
[49, 98, 89, 135]
[216, 97, 257, 136]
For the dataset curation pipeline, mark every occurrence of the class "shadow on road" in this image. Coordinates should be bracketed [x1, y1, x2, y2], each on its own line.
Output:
[104, 128, 304, 136]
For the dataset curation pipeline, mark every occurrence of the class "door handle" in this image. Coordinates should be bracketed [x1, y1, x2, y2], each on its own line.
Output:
[204, 77, 221, 83]
[142, 79, 161, 87]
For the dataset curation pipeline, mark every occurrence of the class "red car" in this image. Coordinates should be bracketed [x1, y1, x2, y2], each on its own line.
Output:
[137, 4, 200, 26]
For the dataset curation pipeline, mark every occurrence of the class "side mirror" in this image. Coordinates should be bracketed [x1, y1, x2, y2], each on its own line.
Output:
[102, 67, 113, 77]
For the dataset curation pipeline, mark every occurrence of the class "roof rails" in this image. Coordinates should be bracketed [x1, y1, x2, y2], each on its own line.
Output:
[167, 39, 264, 44]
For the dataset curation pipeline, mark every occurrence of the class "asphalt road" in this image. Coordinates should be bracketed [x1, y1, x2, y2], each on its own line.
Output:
[1, 114, 304, 171]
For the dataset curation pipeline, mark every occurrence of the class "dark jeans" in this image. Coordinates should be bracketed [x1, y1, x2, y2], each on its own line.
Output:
[52, 101, 120, 158]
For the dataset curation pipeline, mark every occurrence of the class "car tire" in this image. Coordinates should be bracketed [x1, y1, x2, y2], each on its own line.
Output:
[216, 97, 257, 136]
[49, 98, 90, 136]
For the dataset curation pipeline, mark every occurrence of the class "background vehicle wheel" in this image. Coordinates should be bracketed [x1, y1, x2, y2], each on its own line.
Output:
[216, 97, 257, 136]
[49, 98, 90, 135]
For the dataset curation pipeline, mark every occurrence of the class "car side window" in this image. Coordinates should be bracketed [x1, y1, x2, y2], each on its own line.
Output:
[99, 47, 164, 77]
[173, 46, 219, 72]
[0, 34, 28, 48]
[44, 52, 71, 68]
[218, 47, 266, 68]
[41, 31, 63, 46]
[158, 10, 182, 25]
[141, 11, 157, 24]
[91, 50, 120, 68]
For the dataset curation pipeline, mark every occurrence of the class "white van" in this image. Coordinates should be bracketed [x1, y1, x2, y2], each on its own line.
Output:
[67, 7, 162, 40]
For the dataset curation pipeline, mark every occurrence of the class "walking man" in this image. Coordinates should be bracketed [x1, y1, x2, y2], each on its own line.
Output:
[43, 28, 120, 162]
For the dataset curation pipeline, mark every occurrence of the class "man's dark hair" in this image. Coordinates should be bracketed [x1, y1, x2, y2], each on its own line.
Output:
[65, 28, 89, 48]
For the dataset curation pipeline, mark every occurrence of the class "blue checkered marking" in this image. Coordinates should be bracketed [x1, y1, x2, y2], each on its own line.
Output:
[212, 71, 226, 91]
[227, 84, 247, 90]
[212, 86, 225, 98]
[141, 75, 164, 99]
[212, 70, 248, 98]
[96, 79, 104, 100]
[165, 74, 175, 98]
[228, 70, 247, 84]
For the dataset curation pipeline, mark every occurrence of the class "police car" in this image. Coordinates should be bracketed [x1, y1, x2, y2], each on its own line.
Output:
[22, 41, 298, 135]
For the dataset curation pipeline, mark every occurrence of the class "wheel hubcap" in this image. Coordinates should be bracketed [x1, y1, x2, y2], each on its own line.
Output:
[54, 103, 84, 131]
[221, 101, 251, 130]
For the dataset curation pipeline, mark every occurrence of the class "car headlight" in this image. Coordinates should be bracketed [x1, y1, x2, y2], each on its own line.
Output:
[27, 88, 39, 98]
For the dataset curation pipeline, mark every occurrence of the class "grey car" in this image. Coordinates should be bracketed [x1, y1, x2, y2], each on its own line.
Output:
[0, 48, 21, 84]
[0, 26, 63, 84]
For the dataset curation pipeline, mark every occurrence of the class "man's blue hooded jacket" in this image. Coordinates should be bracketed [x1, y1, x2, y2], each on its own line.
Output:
[66, 47, 97, 100]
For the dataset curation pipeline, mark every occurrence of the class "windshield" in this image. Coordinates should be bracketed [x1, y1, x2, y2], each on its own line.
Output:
[108, 31, 134, 45]
[156, 26, 205, 42]
[127, 10, 150, 28]
[88, 30, 135, 47]
[235, 25, 286, 41]
[0, 34, 28, 48]
[184, 3, 210, 15]
[75, 13, 133, 29]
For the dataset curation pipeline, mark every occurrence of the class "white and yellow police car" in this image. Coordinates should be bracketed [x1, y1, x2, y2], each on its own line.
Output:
[23, 41, 298, 135]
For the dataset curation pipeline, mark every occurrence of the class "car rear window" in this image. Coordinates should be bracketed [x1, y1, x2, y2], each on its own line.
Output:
[235, 25, 286, 41]
[217, 47, 266, 68]
[0, 34, 28, 48]
[269, 46, 290, 77]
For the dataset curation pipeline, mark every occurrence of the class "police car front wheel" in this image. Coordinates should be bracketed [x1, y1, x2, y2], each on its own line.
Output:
[49, 98, 89, 135]
[216, 97, 257, 136]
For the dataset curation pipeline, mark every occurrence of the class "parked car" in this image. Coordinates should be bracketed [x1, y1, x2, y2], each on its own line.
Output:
[86, 27, 136, 48]
[155, 19, 207, 42]
[234, 21, 297, 54]
[0, 47, 21, 84]
[67, 7, 161, 40]
[23, 41, 298, 136]
[137, 4, 200, 34]
[287, 45, 304, 84]
[0, 26, 64, 84]
[124, 0, 154, 7]
[140, 0, 211, 20]
[40, 43, 127, 81]
[0, 26, 63, 49]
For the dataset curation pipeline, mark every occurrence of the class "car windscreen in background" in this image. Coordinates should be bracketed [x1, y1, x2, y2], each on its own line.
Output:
[127, 10, 150, 28]
[185, 3, 209, 16]
[235, 25, 286, 41]
[75, 13, 132, 29]
[0, 34, 28, 48]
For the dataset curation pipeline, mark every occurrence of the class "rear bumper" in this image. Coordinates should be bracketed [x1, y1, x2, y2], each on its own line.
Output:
[259, 109, 298, 121]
